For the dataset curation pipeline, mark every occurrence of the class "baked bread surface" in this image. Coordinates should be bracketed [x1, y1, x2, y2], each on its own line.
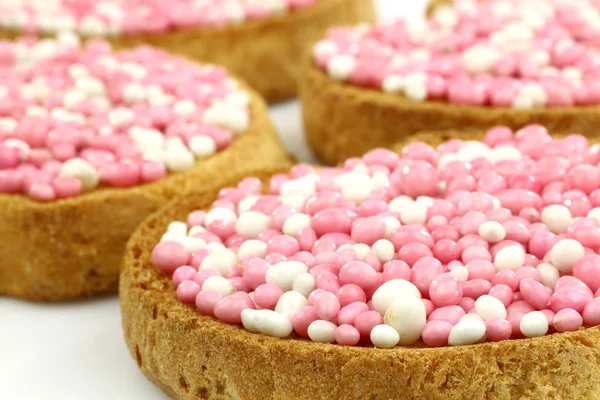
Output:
[0, 82, 290, 301]
[301, 53, 600, 165]
[0, 0, 376, 102]
[120, 159, 600, 400]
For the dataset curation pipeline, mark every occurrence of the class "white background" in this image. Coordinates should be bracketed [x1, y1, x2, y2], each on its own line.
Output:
[0, 1, 426, 398]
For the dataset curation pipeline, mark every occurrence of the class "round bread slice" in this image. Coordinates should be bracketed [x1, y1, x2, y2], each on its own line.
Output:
[121, 169, 600, 400]
[0, 0, 376, 103]
[0, 78, 290, 302]
[301, 61, 600, 165]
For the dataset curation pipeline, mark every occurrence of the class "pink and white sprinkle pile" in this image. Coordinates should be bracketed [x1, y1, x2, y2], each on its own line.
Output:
[153, 124, 600, 348]
[0, 0, 319, 36]
[315, 0, 600, 108]
[0, 33, 250, 202]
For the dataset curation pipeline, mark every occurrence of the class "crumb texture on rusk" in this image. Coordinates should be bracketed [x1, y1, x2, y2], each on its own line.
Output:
[0, 86, 290, 302]
[302, 63, 600, 165]
[0, 0, 376, 103]
[121, 178, 600, 400]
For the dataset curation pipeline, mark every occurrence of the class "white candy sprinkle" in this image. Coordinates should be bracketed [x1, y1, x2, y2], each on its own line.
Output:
[188, 226, 206, 236]
[327, 54, 356, 81]
[307, 320, 337, 343]
[292, 273, 316, 298]
[201, 276, 236, 296]
[450, 266, 469, 282]
[275, 291, 308, 320]
[520, 311, 549, 338]
[382, 75, 404, 93]
[433, 6, 458, 29]
[541, 204, 572, 234]
[0, 117, 17, 133]
[371, 279, 421, 315]
[478, 221, 506, 243]
[235, 211, 270, 239]
[265, 261, 308, 291]
[588, 207, 600, 225]
[108, 107, 134, 127]
[241, 309, 261, 333]
[537, 263, 560, 289]
[517, 83, 547, 107]
[384, 296, 426, 345]
[404, 80, 428, 101]
[206, 242, 226, 252]
[279, 194, 306, 211]
[490, 146, 523, 164]
[550, 239, 585, 273]
[372, 239, 395, 262]
[237, 239, 267, 258]
[388, 195, 414, 213]
[59, 158, 99, 190]
[462, 45, 501, 74]
[224, 91, 251, 108]
[460, 313, 484, 323]
[280, 176, 317, 197]
[3, 138, 30, 152]
[382, 216, 401, 239]
[282, 213, 311, 237]
[255, 310, 293, 338]
[205, 207, 237, 226]
[352, 243, 372, 260]
[200, 249, 238, 275]
[237, 195, 259, 214]
[370, 324, 400, 348]
[341, 175, 375, 204]
[122, 82, 147, 103]
[203, 103, 249, 133]
[173, 99, 198, 117]
[399, 202, 428, 225]
[475, 295, 507, 320]
[167, 221, 187, 236]
[180, 236, 206, 253]
[165, 148, 195, 172]
[494, 245, 525, 271]
[189, 135, 217, 158]
[313, 40, 338, 58]
[448, 320, 486, 345]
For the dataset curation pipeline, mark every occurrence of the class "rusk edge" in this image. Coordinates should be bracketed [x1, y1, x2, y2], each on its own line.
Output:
[301, 60, 600, 165]
[0, 82, 291, 301]
[0, 0, 376, 103]
[120, 167, 600, 400]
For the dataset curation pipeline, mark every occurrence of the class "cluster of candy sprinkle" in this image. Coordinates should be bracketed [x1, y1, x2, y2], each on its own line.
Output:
[315, 0, 600, 107]
[153, 124, 600, 348]
[0, 0, 319, 36]
[0, 33, 250, 202]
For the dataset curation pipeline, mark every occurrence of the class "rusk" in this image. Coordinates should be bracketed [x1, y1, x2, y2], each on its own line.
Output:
[0, 83, 290, 301]
[121, 162, 600, 400]
[301, 59, 600, 166]
[0, 0, 376, 103]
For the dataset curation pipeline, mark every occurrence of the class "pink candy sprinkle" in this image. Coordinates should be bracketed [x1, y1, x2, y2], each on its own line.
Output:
[152, 125, 600, 348]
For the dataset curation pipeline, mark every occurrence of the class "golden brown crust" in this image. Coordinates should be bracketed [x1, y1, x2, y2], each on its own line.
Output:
[426, 0, 453, 15]
[0, 82, 291, 302]
[121, 180, 600, 400]
[301, 58, 600, 165]
[0, 0, 376, 103]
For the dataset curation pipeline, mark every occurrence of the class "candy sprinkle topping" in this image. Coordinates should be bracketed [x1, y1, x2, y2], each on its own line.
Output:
[0, 34, 250, 201]
[154, 124, 600, 347]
